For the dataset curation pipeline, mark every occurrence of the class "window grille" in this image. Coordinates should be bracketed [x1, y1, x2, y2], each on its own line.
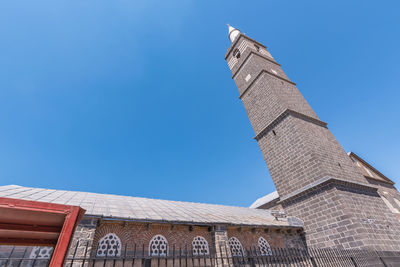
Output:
[149, 235, 169, 257]
[29, 247, 54, 259]
[192, 236, 209, 255]
[96, 233, 122, 257]
[258, 237, 272, 255]
[228, 237, 245, 257]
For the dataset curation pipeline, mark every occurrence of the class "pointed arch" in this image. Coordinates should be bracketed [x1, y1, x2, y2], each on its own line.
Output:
[149, 234, 169, 257]
[96, 233, 122, 257]
[192, 236, 210, 255]
[228, 237, 245, 257]
[258, 237, 272, 256]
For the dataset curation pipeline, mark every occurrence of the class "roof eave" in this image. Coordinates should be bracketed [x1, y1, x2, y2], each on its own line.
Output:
[348, 152, 395, 185]
[82, 214, 303, 229]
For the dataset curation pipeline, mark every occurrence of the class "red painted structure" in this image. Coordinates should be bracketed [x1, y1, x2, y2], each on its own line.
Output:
[0, 197, 85, 266]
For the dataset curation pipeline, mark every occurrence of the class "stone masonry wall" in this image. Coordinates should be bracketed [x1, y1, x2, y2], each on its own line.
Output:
[257, 114, 367, 197]
[65, 217, 98, 266]
[236, 56, 318, 135]
[227, 34, 367, 198]
[65, 219, 303, 260]
[226, 226, 304, 250]
[213, 226, 232, 266]
[283, 182, 400, 251]
[92, 221, 214, 256]
[226, 33, 400, 251]
[366, 178, 400, 222]
[337, 184, 400, 250]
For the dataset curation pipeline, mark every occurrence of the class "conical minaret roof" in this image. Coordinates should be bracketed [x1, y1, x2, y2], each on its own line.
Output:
[227, 24, 240, 43]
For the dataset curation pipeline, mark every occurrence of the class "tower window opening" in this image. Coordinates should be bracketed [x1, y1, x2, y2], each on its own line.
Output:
[272, 130, 276, 136]
[254, 44, 260, 52]
[233, 48, 241, 59]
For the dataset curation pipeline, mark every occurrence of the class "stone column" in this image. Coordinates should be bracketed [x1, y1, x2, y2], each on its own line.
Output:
[212, 225, 232, 266]
[64, 217, 98, 267]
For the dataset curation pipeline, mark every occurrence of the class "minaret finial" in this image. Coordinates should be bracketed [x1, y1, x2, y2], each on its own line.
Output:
[227, 24, 240, 43]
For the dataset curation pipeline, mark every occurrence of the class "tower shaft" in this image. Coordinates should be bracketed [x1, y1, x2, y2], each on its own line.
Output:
[225, 30, 400, 250]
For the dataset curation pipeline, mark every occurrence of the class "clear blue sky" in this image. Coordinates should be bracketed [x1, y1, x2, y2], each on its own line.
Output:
[1, 0, 399, 207]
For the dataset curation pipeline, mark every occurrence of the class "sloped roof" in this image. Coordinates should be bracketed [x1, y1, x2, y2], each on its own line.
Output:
[250, 191, 279, 209]
[0, 185, 302, 228]
[348, 152, 395, 185]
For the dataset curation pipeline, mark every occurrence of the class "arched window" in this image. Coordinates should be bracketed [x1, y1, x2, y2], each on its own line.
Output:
[258, 237, 272, 256]
[96, 233, 122, 257]
[192, 236, 210, 255]
[29, 247, 54, 259]
[228, 237, 245, 257]
[149, 235, 169, 257]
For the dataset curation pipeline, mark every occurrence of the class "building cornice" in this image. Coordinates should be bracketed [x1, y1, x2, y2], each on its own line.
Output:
[82, 214, 303, 229]
[232, 50, 281, 80]
[254, 109, 328, 141]
[239, 69, 296, 101]
[278, 176, 379, 204]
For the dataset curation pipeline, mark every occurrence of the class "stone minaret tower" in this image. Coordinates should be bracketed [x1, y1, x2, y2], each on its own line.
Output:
[225, 25, 400, 250]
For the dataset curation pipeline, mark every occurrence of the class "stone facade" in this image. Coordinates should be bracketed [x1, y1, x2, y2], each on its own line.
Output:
[0, 214, 303, 266]
[225, 31, 400, 250]
[0, 184, 304, 265]
[226, 226, 303, 250]
[226, 35, 367, 198]
[368, 178, 400, 221]
[349, 152, 400, 222]
[67, 217, 98, 265]
[92, 221, 214, 255]
[65, 218, 303, 260]
[256, 114, 366, 197]
[213, 226, 232, 266]
[283, 182, 400, 250]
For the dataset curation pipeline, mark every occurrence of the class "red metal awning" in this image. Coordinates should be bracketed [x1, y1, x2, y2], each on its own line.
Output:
[0, 197, 85, 266]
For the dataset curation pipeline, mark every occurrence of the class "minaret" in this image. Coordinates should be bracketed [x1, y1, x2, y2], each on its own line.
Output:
[225, 25, 400, 250]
